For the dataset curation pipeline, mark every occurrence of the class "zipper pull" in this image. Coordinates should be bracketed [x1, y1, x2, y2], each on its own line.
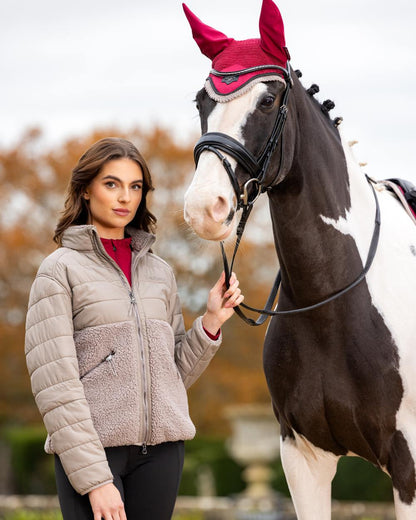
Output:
[141, 443, 148, 455]
[105, 351, 116, 375]
[130, 292, 136, 304]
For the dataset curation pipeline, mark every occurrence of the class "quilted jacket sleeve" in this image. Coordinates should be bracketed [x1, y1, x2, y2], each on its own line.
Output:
[25, 264, 113, 496]
[168, 270, 222, 389]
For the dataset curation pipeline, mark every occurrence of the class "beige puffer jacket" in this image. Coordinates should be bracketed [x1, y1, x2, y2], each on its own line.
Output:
[25, 225, 221, 496]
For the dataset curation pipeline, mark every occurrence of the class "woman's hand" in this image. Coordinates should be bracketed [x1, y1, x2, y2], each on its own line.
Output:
[202, 272, 244, 335]
[89, 482, 126, 520]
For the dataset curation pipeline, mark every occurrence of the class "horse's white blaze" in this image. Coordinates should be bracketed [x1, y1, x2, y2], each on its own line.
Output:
[281, 433, 339, 520]
[184, 84, 269, 240]
[207, 83, 268, 136]
[321, 130, 416, 509]
[184, 152, 237, 240]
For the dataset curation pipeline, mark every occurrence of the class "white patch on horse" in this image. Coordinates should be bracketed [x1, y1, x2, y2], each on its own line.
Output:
[320, 129, 416, 506]
[281, 433, 339, 520]
[184, 84, 269, 239]
[394, 487, 416, 519]
[207, 82, 268, 138]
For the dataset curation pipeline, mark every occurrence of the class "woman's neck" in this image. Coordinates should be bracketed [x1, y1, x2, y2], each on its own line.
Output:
[91, 222, 125, 240]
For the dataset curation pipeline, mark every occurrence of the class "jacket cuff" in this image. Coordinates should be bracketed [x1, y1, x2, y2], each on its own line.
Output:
[195, 316, 222, 346]
[81, 477, 114, 496]
[203, 326, 221, 341]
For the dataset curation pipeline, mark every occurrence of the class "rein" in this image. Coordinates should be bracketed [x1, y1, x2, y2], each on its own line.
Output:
[221, 177, 381, 325]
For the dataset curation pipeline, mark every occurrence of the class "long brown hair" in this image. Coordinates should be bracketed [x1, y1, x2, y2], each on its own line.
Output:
[54, 137, 157, 246]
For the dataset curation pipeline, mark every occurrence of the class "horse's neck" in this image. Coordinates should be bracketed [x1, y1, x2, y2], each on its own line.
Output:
[268, 87, 375, 307]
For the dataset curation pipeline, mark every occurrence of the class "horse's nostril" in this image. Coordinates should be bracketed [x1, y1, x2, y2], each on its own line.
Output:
[224, 209, 235, 226]
[211, 196, 229, 223]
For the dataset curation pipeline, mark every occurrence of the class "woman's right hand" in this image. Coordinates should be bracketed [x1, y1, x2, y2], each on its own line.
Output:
[89, 482, 126, 520]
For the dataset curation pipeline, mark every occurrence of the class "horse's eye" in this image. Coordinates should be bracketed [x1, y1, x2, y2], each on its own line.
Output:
[196, 103, 200, 112]
[260, 95, 276, 108]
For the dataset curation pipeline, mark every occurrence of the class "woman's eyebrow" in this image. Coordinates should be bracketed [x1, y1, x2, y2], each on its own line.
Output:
[102, 175, 143, 184]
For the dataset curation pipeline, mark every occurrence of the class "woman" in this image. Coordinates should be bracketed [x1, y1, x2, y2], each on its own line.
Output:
[25, 137, 243, 520]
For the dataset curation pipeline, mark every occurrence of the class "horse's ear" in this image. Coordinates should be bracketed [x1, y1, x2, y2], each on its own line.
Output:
[182, 3, 234, 60]
[259, 0, 290, 62]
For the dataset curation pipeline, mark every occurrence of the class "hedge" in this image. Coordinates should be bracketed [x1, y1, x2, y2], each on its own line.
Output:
[1, 426, 393, 501]
[1, 426, 55, 495]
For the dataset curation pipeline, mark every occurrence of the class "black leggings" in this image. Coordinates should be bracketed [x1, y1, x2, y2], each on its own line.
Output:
[55, 442, 185, 520]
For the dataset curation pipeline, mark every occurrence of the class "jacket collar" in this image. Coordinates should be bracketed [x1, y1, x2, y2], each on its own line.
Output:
[62, 225, 156, 254]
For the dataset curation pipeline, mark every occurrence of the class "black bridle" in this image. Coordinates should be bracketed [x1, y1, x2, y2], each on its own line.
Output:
[195, 64, 293, 209]
[193, 64, 381, 326]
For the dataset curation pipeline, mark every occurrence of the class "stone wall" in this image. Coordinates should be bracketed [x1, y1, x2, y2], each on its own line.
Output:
[174, 496, 396, 520]
[0, 494, 396, 519]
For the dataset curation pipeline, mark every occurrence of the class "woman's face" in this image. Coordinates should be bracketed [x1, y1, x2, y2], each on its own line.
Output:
[84, 158, 144, 239]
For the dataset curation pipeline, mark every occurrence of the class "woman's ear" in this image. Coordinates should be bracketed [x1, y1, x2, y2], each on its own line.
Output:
[83, 191, 90, 201]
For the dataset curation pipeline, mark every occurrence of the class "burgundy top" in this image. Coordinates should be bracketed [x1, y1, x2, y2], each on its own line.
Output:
[101, 237, 132, 285]
[100, 236, 220, 340]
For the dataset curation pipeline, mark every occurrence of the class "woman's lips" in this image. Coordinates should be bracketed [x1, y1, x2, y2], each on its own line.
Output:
[113, 208, 130, 216]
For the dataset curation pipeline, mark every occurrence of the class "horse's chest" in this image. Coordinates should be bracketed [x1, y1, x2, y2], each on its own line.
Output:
[263, 299, 403, 464]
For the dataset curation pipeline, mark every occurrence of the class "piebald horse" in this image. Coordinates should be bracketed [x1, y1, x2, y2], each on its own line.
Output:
[182, 0, 416, 518]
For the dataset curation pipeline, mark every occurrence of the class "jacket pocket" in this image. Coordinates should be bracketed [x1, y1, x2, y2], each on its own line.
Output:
[73, 321, 142, 447]
[80, 350, 116, 380]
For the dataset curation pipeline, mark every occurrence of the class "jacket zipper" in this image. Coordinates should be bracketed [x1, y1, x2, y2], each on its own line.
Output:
[80, 351, 116, 380]
[129, 291, 149, 455]
[91, 232, 151, 454]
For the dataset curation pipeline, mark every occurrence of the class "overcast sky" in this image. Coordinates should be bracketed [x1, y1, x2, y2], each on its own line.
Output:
[1, 0, 416, 182]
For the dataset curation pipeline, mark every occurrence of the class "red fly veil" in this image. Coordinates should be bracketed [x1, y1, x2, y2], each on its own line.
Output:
[183, 0, 290, 102]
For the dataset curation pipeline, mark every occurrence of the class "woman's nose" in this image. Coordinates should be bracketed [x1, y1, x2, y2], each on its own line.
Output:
[118, 188, 131, 202]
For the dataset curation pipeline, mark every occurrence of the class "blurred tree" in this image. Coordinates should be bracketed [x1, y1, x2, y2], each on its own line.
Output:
[0, 126, 277, 433]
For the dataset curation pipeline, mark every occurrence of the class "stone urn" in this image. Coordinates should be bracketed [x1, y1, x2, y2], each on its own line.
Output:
[224, 403, 280, 499]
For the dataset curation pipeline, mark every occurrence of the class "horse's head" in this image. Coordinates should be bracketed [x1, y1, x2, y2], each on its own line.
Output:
[183, 0, 293, 241]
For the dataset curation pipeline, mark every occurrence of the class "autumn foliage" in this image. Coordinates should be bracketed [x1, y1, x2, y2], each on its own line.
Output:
[0, 126, 278, 436]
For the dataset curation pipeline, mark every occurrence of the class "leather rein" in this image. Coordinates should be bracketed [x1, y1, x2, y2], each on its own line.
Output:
[193, 64, 381, 326]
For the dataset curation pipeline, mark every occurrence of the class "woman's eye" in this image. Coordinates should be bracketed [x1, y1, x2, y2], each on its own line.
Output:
[105, 181, 116, 188]
[132, 184, 142, 191]
[260, 95, 276, 108]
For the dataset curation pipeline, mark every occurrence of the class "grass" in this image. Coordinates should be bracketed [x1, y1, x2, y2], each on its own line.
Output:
[0, 512, 205, 520]
[1, 513, 62, 520]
